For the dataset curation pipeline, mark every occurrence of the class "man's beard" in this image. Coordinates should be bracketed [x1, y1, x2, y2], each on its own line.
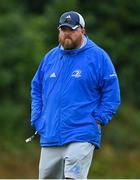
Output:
[59, 36, 82, 50]
[62, 38, 74, 50]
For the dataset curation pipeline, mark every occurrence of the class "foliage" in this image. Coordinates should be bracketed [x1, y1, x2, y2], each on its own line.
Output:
[0, 0, 140, 178]
[0, 8, 46, 145]
[78, 0, 140, 106]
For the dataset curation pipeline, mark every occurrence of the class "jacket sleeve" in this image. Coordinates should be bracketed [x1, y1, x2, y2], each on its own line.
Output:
[31, 60, 45, 133]
[93, 51, 121, 126]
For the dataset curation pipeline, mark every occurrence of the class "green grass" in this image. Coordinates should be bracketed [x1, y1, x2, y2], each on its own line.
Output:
[0, 143, 140, 178]
[89, 144, 140, 179]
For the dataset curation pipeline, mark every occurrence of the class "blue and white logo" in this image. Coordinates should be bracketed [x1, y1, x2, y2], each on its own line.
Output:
[70, 164, 80, 175]
[50, 72, 56, 78]
[71, 70, 82, 78]
[109, 72, 117, 77]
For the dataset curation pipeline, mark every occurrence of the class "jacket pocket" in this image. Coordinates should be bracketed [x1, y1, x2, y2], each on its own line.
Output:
[90, 114, 101, 134]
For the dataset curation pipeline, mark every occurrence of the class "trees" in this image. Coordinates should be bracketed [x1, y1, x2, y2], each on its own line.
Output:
[0, 0, 46, 147]
[0, 0, 140, 177]
[78, 0, 140, 105]
[0, 0, 140, 148]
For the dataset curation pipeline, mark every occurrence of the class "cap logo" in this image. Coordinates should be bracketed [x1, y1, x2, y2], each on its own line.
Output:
[64, 15, 72, 24]
[66, 15, 71, 19]
[59, 11, 85, 29]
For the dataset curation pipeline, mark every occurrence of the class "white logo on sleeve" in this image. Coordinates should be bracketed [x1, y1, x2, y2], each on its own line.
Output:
[71, 70, 82, 78]
[109, 73, 117, 77]
[50, 72, 56, 78]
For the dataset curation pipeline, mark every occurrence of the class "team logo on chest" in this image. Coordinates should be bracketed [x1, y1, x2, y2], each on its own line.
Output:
[50, 72, 56, 78]
[71, 70, 82, 78]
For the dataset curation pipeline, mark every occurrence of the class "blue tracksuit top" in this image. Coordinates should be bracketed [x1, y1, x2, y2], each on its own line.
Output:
[31, 36, 121, 149]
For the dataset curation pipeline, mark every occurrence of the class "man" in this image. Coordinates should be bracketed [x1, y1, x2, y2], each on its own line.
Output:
[31, 11, 121, 179]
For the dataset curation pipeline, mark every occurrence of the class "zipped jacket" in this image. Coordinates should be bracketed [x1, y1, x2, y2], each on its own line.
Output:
[31, 37, 121, 148]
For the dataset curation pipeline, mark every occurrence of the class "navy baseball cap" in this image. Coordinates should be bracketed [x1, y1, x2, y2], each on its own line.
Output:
[58, 11, 85, 30]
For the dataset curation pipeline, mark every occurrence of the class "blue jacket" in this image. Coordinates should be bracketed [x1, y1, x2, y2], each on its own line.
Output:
[31, 37, 121, 149]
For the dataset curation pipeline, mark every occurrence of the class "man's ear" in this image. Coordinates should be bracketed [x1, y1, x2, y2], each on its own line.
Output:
[81, 28, 85, 34]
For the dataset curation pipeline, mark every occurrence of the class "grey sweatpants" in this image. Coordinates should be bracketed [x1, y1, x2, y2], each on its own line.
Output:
[39, 142, 95, 179]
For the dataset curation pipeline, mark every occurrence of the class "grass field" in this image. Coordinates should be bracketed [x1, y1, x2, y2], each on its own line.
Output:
[0, 142, 140, 179]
